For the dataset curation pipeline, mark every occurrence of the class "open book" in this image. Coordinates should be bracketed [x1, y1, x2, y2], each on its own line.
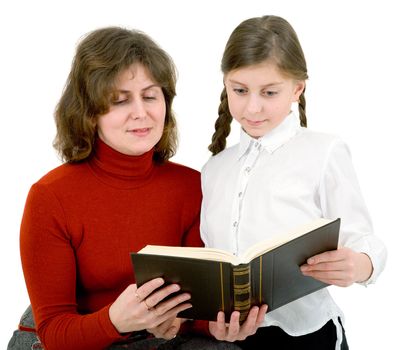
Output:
[131, 218, 340, 322]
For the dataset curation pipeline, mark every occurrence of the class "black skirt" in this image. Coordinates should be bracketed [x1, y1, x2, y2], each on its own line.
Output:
[235, 318, 348, 350]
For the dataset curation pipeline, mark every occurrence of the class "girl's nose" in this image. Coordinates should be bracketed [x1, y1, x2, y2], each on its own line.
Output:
[246, 94, 263, 114]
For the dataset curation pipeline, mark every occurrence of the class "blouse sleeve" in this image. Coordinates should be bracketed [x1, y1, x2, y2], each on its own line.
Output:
[20, 183, 122, 350]
[199, 161, 211, 247]
[318, 139, 387, 285]
[180, 170, 204, 248]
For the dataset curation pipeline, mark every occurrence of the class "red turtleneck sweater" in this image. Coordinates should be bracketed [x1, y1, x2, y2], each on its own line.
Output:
[20, 140, 204, 349]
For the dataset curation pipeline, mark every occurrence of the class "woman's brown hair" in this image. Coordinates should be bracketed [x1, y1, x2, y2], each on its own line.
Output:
[53, 27, 178, 163]
[209, 15, 309, 155]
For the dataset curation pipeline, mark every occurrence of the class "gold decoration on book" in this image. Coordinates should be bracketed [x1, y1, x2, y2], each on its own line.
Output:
[233, 264, 251, 322]
[220, 262, 225, 312]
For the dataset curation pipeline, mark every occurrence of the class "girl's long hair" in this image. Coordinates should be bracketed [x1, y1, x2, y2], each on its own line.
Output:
[209, 15, 308, 155]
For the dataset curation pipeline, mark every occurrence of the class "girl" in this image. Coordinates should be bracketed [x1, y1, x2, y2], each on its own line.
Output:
[201, 15, 387, 349]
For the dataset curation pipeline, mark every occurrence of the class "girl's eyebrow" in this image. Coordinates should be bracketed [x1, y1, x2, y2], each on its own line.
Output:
[228, 79, 284, 88]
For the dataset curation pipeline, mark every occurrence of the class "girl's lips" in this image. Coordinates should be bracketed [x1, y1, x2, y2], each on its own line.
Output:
[245, 119, 266, 127]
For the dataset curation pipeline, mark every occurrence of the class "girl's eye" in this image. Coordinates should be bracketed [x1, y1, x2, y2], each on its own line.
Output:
[263, 91, 278, 97]
[233, 88, 247, 95]
[143, 96, 156, 101]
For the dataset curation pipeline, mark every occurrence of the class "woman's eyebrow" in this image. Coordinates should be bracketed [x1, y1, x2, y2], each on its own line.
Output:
[142, 84, 161, 91]
[116, 84, 160, 94]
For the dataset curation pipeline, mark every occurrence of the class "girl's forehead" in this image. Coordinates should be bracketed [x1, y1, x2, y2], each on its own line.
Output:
[226, 61, 288, 85]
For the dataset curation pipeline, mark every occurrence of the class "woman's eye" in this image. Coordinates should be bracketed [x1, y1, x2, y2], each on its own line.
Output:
[112, 99, 128, 105]
[143, 96, 156, 101]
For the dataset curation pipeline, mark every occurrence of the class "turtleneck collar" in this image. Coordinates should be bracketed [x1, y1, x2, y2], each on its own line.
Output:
[88, 138, 156, 189]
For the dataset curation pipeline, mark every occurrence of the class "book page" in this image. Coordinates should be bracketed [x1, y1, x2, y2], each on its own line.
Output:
[240, 218, 333, 263]
[137, 245, 240, 264]
[137, 218, 334, 265]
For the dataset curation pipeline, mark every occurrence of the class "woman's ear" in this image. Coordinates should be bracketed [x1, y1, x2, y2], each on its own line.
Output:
[293, 80, 306, 102]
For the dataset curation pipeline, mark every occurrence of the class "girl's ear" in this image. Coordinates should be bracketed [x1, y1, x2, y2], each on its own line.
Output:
[293, 80, 305, 102]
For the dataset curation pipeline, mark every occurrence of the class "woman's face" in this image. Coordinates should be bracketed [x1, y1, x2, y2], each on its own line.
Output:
[97, 63, 166, 156]
[224, 60, 304, 138]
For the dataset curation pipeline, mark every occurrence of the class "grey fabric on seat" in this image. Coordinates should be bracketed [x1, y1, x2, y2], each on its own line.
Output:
[8, 305, 243, 350]
[7, 305, 43, 350]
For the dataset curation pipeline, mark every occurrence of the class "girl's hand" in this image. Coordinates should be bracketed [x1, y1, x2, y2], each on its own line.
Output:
[300, 247, 373, 287]
[147, 317, 182, 340]
[209, 304, 267, 342]
[109, 278, 192, 334]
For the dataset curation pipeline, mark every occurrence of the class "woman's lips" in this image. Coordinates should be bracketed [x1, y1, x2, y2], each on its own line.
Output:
[127, 127, 151, 136]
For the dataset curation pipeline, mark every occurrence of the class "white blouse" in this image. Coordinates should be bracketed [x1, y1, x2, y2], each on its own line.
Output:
[200, 111, 386, 349]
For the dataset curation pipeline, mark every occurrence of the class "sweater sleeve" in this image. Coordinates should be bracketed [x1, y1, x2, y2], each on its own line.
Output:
[179, 319, 211, 337]
[20, 183, 123, 350]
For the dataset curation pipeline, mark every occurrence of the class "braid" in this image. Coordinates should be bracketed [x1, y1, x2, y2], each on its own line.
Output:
[298, 90, 307, 127]
[208, 88, 233, 155]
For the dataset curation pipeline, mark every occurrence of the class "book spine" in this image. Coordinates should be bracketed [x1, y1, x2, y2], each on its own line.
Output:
[233, 264, 251, 322]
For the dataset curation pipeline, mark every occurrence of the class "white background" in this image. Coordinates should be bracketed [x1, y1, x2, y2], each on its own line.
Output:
[1, 0, 394, 348]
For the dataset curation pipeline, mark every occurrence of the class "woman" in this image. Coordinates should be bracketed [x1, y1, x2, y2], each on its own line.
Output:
[10, 26, 204, 350]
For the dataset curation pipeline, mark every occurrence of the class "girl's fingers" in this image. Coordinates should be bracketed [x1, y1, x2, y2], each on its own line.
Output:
[239, 306, 259, 333]
[209, 306, 267, 342]
[256, 304, 268, 326]
[226, 311, 241, 341]
[301, 260, 344, 273]
[211, 311, 226, 340]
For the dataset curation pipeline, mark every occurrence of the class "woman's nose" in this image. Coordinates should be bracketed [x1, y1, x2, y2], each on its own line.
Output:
[129, 98, 147, 120]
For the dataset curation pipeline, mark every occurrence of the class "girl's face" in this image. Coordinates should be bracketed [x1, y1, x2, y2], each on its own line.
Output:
[97, 63, 166, 156]
[224, 61, 305, 138]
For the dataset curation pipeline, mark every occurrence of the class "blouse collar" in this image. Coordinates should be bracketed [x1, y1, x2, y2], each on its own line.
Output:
[238, 111, 301, 159]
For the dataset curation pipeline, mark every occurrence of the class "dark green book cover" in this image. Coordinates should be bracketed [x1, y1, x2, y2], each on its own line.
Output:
[131, 218, 340, 322]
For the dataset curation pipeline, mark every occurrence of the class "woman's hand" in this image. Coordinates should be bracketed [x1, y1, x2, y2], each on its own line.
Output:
[109, 278, 191, 334]
[147, 317, 183, 340]
[300, 247, 373, 287]
[209, 304, 267, 342]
